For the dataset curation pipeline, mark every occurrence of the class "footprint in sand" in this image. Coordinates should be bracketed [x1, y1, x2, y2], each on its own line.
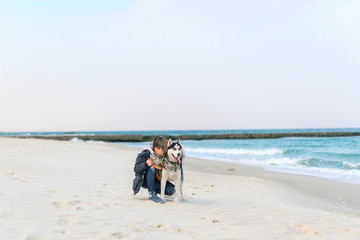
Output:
[51, 202, 64, 208]
[126, 225, 144, 233]
[52, 201, 66, 209]
[25, 233, 46, 240]
[154, 223, 184, 232]
[289, 224, 320, 236]
[45, 190, 65, 197]
[55, 229, 70, 235]
[57, 217, 78, 226]
[8, 172, 31, 183]
[111, 232, 123, 239]
[201, 217, 221, 224]
[68, 200, 82, 206]
[60, 199, 98, 210]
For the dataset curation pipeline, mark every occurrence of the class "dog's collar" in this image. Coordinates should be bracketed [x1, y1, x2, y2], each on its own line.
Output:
[164, 157, 179, 165]
[163, 157, 181, 172]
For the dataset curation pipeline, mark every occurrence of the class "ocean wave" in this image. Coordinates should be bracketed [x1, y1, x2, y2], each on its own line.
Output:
[298, 158, 325, 167]
[186, 147, 283, 156]
[283, 148, 303, 154]
[343, 161, 360, 170]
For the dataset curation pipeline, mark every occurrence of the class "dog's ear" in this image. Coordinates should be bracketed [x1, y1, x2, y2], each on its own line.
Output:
[177, 139, 181, 144]
[167, 139, 173, 147]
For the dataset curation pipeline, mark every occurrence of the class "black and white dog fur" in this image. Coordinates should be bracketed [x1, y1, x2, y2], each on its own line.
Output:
[160, 139, 184, 203]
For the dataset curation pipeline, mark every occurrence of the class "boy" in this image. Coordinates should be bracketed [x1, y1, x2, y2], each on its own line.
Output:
[132, 136, 175, 203]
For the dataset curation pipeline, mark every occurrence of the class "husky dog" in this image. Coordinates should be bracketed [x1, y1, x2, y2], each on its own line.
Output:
[160, 139, 184, 203]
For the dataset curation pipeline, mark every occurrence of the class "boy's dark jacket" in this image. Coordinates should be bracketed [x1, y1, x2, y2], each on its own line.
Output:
[132, 149, 151, 195]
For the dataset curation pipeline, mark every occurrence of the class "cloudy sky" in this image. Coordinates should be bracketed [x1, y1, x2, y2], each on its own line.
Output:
[1, 0, 359, 132]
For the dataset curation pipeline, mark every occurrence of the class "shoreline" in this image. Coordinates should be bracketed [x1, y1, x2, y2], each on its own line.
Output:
[182, 155, 360, 214]
[185, 155, 360, 186]
[2, 137, 360, 239]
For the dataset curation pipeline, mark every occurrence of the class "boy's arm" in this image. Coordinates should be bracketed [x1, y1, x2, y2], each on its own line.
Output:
[134, 150, 150, 175]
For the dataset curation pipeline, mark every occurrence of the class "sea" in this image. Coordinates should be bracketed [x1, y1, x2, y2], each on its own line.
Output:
[2, 128, 360, 184]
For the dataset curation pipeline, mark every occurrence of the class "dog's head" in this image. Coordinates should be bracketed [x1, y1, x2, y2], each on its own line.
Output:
[167, 139, 184, 164]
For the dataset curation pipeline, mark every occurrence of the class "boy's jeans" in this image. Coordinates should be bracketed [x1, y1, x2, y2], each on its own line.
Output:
[145, 166, 175, 196]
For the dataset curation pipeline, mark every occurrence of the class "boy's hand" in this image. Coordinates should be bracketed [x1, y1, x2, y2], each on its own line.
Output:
[146, 158, 153, 167]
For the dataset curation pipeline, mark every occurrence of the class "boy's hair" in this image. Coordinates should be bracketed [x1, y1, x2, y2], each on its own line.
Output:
[152, 135, 168, 153]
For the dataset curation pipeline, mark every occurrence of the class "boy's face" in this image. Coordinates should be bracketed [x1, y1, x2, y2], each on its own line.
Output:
[154, 147, 165, 157]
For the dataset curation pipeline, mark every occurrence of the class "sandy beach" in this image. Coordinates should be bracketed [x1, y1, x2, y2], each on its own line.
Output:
[1, 137, 360, 240]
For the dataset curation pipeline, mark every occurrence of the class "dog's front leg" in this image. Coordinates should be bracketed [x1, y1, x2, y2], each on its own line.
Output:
[180, 175, 184, 202]
[160, 171, 168, 200]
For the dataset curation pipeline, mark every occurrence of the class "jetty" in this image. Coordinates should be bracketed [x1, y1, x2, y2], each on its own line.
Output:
[9, 132, 360, 142]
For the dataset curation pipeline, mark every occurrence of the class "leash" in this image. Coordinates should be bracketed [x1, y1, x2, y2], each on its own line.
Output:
[151, 163, 162, 170]
[149, 157, 164, 181]
[149, 157, 163, 170]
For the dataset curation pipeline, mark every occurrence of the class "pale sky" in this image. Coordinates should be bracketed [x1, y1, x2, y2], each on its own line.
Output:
[1, 0, 360, 132]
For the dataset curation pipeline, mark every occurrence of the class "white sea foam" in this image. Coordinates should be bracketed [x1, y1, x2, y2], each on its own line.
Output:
[87, 140, 106, 144]
[70, 137, 84, 142]
[253, 157, 301, 166]
[186, 147, 283, 156]
[233, 157, 303, 168]
[343, 161, 360, 169]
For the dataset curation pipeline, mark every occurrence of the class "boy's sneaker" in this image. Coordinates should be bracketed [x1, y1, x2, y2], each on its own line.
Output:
[149, 194, 165, 204]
